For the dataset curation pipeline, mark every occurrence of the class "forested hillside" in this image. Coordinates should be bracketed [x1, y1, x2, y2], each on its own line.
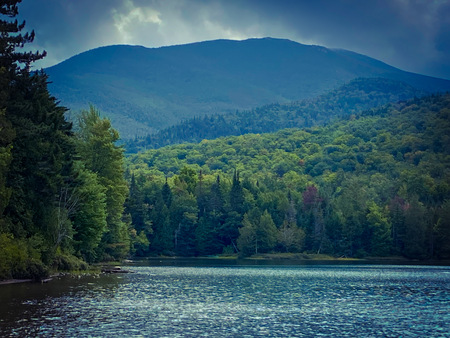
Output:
[126, 78, 425, 151]
[125, 94, 450, 259]
[0, 3, 131, 280]
[45, 38, 450, 139]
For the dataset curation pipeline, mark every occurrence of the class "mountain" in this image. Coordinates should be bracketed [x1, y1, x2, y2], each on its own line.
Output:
[125, 77, 426, 152]
[45, 38, 450, 139]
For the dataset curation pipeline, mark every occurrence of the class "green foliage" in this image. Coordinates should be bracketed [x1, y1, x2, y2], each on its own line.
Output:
[237, 213, 257, 257]
[366, 202, 391, 257]
[0, 233, 49, 280]
[126, 78, 426, 151]
[71, 161, 107, 262]
[76, 105, 130, 260]
[0, 109, 13, 219]
[126, 94, 450, 259]
[0, 3, 134, 279]
[435, 200, 450, 259]
[52, 251, 89, 271]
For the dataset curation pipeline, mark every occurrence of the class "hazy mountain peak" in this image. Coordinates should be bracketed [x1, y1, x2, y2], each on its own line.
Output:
[46, 37, 450, 139]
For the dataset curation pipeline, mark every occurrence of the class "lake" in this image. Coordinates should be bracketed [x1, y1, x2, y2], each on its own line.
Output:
[1, 260, 449, 337]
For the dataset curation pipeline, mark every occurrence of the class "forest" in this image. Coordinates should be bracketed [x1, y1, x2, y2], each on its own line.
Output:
[0, 3, 130, 280]
[1, 1, 449, 281]
[126, 77, 425, 152]
[125, 94, 450, 259]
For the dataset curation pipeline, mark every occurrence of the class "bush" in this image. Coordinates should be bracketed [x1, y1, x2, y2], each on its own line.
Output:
[0, 233, 27, 280]
[52, 253, 88, 271]
[14, 259, 49, 281]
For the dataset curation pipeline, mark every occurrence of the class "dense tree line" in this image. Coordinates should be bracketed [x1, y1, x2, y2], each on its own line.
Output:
[0, 3, 130, 280]
[126, 94, 450, 259]
[126, 78, 425, 152]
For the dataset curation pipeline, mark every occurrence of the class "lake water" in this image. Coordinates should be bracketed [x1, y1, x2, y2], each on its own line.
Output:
[1, 260, 449, 337]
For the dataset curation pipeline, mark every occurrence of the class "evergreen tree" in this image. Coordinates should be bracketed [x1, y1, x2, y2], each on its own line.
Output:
[161, 177, 172, 208]
[170, 188, 198, 256]
[125, 173, 152, 255]
[403, 196, 428, 259]
[149, 191, 173, 254]
[435, 200, 450, 259]
[0, 109, 14, 227]
[0, 1, 46, 75]
[229, 170, 245, 214]
[277, 194, 305, 252]
[209, 175, 224, 213]
[0, 1, 78, 276]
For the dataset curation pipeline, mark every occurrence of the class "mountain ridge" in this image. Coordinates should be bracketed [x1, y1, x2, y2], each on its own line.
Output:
[125, 77, 426, 152]
[45, 38, 450, 139]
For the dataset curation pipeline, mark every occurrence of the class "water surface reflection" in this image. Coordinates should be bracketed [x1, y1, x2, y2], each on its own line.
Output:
[1, 263, 449, 337]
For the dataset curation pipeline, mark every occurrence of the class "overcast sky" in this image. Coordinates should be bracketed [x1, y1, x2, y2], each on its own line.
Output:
[17, 0, 450, 80]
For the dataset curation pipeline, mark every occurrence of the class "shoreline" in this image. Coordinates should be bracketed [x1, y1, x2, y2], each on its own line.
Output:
[3, 255, 449, 285]
[137, 253, 450, 266]
[0, 278, 34, 285]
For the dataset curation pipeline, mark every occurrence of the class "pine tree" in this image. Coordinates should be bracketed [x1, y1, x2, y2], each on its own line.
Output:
[229, 170, 245, 214]
[1, 1, 75, 276]
[161, 177, 172, 208]
[0, 1, 46, 75]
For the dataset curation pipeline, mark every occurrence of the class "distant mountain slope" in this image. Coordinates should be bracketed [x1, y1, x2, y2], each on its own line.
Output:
[125, 78, 426, 152]
[45, 38, 450, 139]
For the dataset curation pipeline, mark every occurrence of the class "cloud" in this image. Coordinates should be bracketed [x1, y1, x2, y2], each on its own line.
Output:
[15, 0, 450, 79]
[112, 0, 162, 43]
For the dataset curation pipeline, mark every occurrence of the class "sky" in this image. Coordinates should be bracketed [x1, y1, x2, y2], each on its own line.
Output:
[16, 0, 450, 80]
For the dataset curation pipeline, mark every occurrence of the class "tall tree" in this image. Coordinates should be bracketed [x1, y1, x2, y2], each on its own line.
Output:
[125, 173, 152, 255]
[229, 170, 245, 215]
[237, 209, 277, 256]
[435, 200, 450, 259]
[1, 1, 78, 277]
[71, 161, 107, 262]
[366, 201, 391, 256]
[76, 105, 129, 260]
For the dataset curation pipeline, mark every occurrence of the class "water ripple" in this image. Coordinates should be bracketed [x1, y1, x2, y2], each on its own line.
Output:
[1, 265, 449, 337]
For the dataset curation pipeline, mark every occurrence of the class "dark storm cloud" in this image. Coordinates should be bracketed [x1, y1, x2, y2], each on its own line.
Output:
[228, 0, 450, 79]
[17, 0, 450, 79]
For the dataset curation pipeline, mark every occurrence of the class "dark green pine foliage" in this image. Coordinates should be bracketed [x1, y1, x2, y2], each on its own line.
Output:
[229, 170, 245, 214]
[161, 178, 173, 208]
[125, 174, 152, 256]
[0, 1, 81, 279]
[0, 108, 14, 227]
[435, 200, 450, 259]
[149, 189, 173, 254]
[170, 188, 198, 256]
[2, 5, 74, 243]
[195, 174, 224, 255]
[6, 73, 74, 239]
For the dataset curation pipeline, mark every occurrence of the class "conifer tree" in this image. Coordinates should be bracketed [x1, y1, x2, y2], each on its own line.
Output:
[229, 170, 245, 214]
[1, 1, 76, 276]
